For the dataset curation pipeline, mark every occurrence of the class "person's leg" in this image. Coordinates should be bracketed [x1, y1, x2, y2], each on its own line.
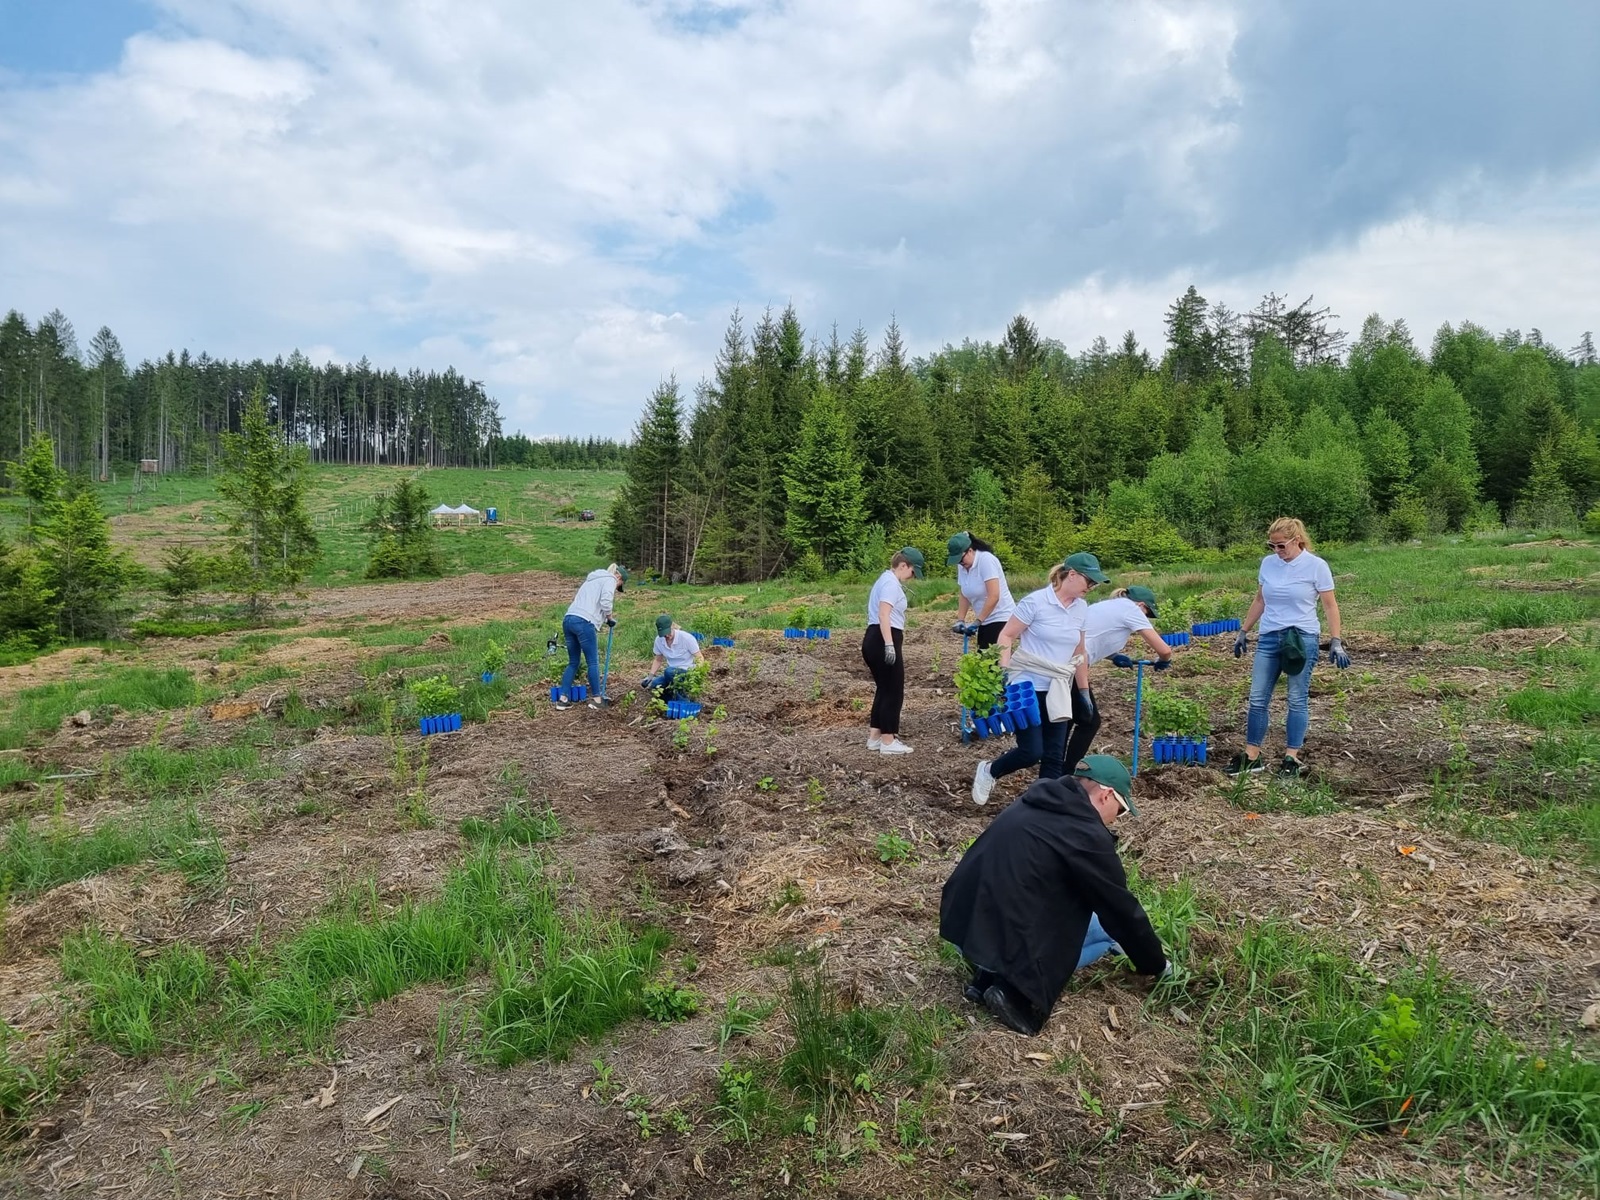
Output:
[990, 709, 1044, 779]
[1244, 631, 1283, 757]
[1038, 710, 1072, 780]
[560, 615, 582, 689]
[1076, 913, 1120, 970]
[658, 666, 683, 699]
[879, 628, 906, 740]
[1284, 638, 1316, 756]
[1058, 685, 1101, 775]
[976, 621, 1006, 650]
[578, 621, 601, 693]
[863, 628, 887, 737]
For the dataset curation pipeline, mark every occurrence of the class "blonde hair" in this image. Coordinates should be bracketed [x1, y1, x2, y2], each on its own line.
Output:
[1267, 517, 1311, 550]
[1109, 587, 1129, 599]
[1048, 563, 1071, 587]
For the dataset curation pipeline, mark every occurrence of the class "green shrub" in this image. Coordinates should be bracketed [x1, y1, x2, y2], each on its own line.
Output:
[408, 674, 460, 717]
[675, 662, 709, 700]
[641, 980, 702, 1023]
[1584, 503, 1600, 536]
[692, 607, 736, 639]
[1144, 689, 1209, 737]
[481, 640, 507, 676]
[953, 647, 1004, 716]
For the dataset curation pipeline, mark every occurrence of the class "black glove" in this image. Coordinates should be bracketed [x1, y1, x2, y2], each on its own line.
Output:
[1232, 630, 1249, 658]
[1109, 654, 1134, 669]
[605, 618, 616, 628]
[1328, 637, 1350, 669]
[951, 621, 968, 635]
[1154, 658, 1171, 671]
[882, 643, 897, 667]
[1075, 687, 1096, 722]
[640, 677, 653, 691]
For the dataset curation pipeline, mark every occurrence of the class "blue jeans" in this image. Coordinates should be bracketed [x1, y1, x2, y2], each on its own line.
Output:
[644, 666, 685, 697]
[1247, 628, 1316, 750]
[1077, 914, 1119, 970]
[561, 614, 600, 692]
[989, 684, 1070, 781]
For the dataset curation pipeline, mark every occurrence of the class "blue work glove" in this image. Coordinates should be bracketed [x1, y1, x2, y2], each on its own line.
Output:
[1232, 630, 1249, 658]
[1108, 654, 1134, 669]
[1328, 637, 1350, 669]
[1075, 687, 1096, 722]
[1154, 658, 1172, 671]
[951, 621, 969, 635]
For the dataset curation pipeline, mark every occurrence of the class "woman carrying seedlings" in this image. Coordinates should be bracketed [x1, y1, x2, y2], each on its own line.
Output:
[1070, 585, 1174, 768]
[642, 614, 705, 698]
[1226, 517, 1349, 778]
[558, 562, 627, 710]
[971, 552, 1108, 805]
[862, 547, 927, 755]
[947, 532, 1015, 649]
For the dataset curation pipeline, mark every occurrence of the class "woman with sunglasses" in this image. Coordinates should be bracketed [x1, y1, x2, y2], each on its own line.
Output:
[946, 532, 1015, 649]
[971, 552, 1108, 806]
[1226, 517, 1349, 778]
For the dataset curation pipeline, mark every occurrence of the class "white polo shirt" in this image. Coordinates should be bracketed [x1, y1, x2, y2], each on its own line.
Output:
[1258, 550, 1335, 635]
[1082, 596, 1154, 665]
[653, 632, 700, 670]
[957, 549, 1015, 625]
[866, 570, 908, 630]
[1009, 584, 1088, 692]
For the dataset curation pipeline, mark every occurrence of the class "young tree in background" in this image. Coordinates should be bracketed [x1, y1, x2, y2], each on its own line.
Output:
[783, 387, 866, 572]
[12, 431, 63, 543]
[40, 487, 126, 639]
[364, 476, 442, 579]
[218, 383, 319, 616]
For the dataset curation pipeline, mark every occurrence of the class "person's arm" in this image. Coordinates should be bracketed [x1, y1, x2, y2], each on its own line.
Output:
[955, 594, 971, 624]
[995, 616, 1027, 668]
[598, 579, 615, 621]
[877, 600, 895, 645]
[1074, 633, 1089, 689]
[1077, 845, 1166, 975]
[977, 577, 1000, 624]
[691, 643, 706, 667]
[1319, 590, 1341, 639]
[650, 653, 665, 673]
[1136, 627, 1174, 663]
[1241, 587, 1264, 632]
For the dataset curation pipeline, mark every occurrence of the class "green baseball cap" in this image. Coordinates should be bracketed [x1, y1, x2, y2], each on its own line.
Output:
[615, 565, 630, 590]
[1125, 585, 1158, 617]
[945, 531, 973, 565]
[1062, 551, 1109, 584]
[655, 614, 673, 636]
[1074, 755, 1136, 815]
[898, 546, 926, 579]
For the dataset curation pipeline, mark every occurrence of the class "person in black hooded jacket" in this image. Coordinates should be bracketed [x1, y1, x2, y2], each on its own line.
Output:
[939, 755, 1168, 1036]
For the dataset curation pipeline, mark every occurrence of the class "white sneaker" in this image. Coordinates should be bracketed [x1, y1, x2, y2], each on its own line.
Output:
[879, 740, 913, 755]
[867, 735, 882, 750]
[972, 760, 995, 806]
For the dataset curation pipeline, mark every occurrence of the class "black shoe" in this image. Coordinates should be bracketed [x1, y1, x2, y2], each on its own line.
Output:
[1224, 752, 1264, 777]
[962, 969, 996, 1005]
[1278, 755, 1304, 779]
[963, 984, 984, 1005]
[982, 985, 1042, 1036]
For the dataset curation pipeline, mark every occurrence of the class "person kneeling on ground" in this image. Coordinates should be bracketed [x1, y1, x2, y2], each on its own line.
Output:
[642, 613, 705, 699]
[939, 755, 1169, 1036]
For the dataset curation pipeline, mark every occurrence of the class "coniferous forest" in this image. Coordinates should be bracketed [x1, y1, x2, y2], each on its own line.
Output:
[0, 307, 623, 477]
[608, 292, 1600, 583]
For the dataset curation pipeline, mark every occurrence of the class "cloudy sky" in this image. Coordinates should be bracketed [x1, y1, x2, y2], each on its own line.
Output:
[2, 0, 1597, 437]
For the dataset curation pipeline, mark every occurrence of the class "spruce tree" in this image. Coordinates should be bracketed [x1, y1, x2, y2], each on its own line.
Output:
[40, 489, 126, 638]
[217, 383, 319, 615]
[13, 431, 63, 543]
[364, 477, 441, 578]
[783, 388, 866, 571]
[608, 379, 683, 576]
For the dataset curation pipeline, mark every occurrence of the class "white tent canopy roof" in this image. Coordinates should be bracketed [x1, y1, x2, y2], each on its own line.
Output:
[430, 503, 481, 515]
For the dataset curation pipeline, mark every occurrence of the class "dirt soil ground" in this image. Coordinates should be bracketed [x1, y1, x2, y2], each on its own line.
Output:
[1, 588, 1596, 1199]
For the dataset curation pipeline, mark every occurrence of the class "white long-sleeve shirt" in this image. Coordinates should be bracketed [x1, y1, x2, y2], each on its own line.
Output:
[566, 569, 616, 629]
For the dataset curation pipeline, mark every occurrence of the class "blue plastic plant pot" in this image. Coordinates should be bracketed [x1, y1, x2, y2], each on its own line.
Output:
[452, 713, 463, 731]
[418, 717, 428, 734]
[1197, 737, 1208, 764]
[482, 672, 494, 684]
[573, 684, 588, 701]
[820, 629, 831, 639]
[692, 631, 705, 641]
[549, 686, 564, 703]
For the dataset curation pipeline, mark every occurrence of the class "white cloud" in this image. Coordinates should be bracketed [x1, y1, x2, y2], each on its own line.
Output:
[0, 0, 1595, 437]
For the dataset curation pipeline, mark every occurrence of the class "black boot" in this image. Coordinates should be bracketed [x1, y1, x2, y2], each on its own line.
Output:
[982, 984, 1043, 1036]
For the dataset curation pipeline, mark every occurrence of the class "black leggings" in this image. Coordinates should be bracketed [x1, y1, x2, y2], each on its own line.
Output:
[975, 620, 1007, 650]
[862, 626, 905, 735]
[1061, 686, 1103, 774]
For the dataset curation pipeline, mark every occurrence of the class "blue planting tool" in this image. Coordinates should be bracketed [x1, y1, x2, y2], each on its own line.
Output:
[959, 624, 975, 743]
[1127, 658, 1159, 777]
[597, 623, 615, 704]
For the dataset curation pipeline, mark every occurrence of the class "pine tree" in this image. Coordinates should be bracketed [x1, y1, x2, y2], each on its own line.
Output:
[0, 536, 57, 648]
[1513, 441, 1576, 528]
[783, 388, 867, 571]
[12, 431, 63, 543]
[364, 477, 442, 578]
[1360, 408, 1413, 511]
[608, 379, 683, 576]
[218, 383, 319, 615]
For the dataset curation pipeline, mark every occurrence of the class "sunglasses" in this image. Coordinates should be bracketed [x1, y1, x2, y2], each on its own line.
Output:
[1266, 540, 1293, 551]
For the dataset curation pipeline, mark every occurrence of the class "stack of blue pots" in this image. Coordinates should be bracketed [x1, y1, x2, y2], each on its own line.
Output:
[1161, 631, 1190, 647]
[1150, 735, 1208, 764]
[665, 700, 703, 719]
[969, 680, 1041, 740]
[1190, 618, 1241, 636]
[419, 713, 463, 735]
[550, 684, 588, 703]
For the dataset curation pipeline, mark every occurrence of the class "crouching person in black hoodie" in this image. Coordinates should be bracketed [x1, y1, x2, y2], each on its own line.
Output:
[939, 755, 1169, 1036]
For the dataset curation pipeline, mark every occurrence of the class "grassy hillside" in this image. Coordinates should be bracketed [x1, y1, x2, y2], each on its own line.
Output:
[0, 465, 624, 586]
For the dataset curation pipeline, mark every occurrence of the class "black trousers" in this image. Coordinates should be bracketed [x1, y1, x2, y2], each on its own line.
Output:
[862, 626, 905, 735]
[976, 620, 1007, 650]
[1061, 685, 1103, 773]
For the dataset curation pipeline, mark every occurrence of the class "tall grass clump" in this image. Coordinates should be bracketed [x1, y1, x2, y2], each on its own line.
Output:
[460, 800, 562, 846]
[1, 801, 224, 898]
[1182, 915, 1600, 1186]
[0, 1021, 61, 1136]
[113, 744, 259, 798]
[60, 930, 218, 1055]
[0, 668, 201, 749]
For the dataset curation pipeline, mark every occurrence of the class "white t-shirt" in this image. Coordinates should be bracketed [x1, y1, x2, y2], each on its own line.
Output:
[866, 570, 908, 631]
[653, 632, 700, 670]
[1009, 585, 1088, 692]
[957, 549, 1015, 625]
[1258, 550, 1335, 635]
[566, 568, 616, 629]
[1083, 596, 1154, 665]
